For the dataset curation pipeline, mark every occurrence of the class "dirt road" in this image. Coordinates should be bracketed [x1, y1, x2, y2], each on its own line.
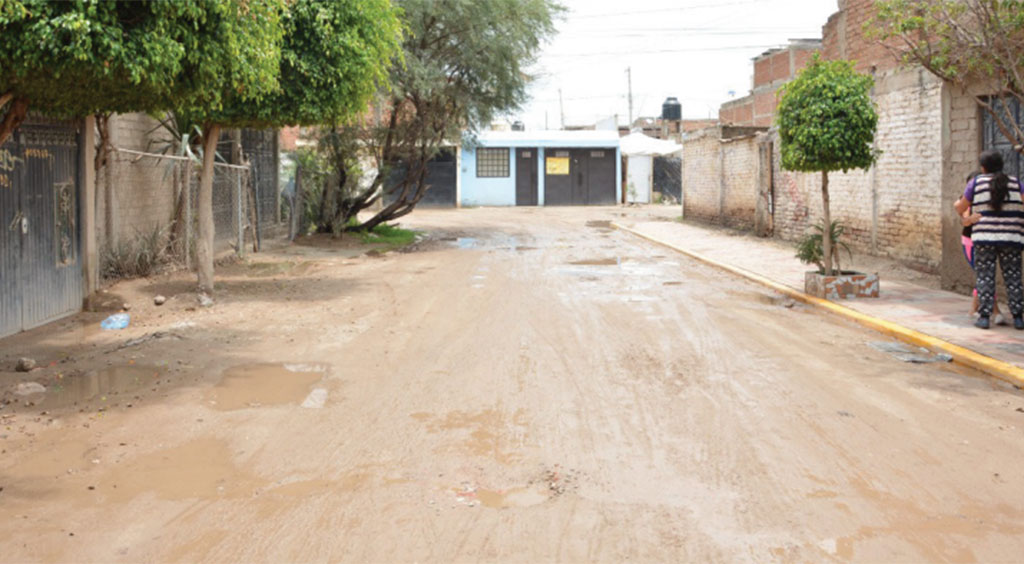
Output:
[2, 207, 1024, 563]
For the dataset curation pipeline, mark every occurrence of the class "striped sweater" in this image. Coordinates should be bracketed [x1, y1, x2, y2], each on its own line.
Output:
[970, 174, 1024, 247]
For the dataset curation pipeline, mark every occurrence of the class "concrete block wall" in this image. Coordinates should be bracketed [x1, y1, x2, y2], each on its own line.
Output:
[96, 113, 179, 247]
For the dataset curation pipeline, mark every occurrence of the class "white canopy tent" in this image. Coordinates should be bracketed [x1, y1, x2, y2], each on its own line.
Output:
[620, 131, 682, 204]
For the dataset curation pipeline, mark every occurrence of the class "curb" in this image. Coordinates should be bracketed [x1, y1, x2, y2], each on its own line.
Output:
[612, 222, 1024, 388]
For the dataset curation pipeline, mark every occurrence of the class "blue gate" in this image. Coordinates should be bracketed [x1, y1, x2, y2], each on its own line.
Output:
[0, 118, 82, 338]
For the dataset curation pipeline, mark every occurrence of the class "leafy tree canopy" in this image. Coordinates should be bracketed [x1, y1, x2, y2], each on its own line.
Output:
[202, 0, 402, 129]
[777, 55, 879, 174]
[0, 0, 284, 142]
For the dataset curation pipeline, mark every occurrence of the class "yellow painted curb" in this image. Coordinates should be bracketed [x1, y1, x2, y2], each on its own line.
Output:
[612, 222, 1024, 388]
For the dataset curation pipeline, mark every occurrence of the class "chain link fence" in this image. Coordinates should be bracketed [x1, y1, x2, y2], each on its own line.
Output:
[653, 156, 682, 205]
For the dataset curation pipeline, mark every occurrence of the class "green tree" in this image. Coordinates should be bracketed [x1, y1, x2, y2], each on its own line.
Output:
[184, 0, 401, 294]
[777, 55, 878, 275]
[872, 0, 1024, 151]
[0, 1, 206, 144]
[310, 0, 562, 234]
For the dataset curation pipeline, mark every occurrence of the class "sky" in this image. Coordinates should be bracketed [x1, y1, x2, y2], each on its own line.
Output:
[516, 0, 840, 130]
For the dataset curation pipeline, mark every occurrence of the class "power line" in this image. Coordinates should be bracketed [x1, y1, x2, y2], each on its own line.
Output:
[545, 44, 788, 58]
[571, 0, 763, 19]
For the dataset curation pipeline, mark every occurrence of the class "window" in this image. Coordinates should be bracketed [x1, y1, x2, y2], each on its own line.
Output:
[476, 148, 510, 177]
[983, 97, 1024, 178]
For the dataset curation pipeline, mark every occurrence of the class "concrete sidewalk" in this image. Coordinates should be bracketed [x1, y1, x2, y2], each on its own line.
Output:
[622, 218, 1024, 372]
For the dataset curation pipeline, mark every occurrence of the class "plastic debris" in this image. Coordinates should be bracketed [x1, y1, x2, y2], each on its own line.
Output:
[100, 313, 131, 330]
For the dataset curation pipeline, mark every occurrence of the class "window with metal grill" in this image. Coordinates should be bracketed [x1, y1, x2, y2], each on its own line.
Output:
[476, 148, 510, 177]
[983, 97, 1024, 178]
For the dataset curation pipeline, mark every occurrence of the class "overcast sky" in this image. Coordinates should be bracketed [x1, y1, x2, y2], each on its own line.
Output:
[516, 0, 840, 130]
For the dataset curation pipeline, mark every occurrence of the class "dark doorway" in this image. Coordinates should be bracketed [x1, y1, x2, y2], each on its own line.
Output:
[543, 147, 616, 205]
[515, 147, 538, 206]
[983, 98, 1023, 178]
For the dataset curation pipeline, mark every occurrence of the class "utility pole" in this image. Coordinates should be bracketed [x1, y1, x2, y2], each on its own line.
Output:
[558, 89, 565, 129]
[626, 67, 634, 128]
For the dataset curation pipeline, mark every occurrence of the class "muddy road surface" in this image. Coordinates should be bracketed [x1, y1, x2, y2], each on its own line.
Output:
[2, 207, 1024, 563]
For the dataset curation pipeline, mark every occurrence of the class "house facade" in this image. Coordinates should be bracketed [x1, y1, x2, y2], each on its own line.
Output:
[460, 130, 621, 207]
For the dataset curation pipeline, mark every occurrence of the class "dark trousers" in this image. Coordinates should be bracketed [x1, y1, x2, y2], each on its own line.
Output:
[974, 244, 1024, 318]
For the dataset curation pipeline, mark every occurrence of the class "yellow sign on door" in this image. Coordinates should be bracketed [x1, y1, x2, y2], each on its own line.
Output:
[546, 157, 569, 175]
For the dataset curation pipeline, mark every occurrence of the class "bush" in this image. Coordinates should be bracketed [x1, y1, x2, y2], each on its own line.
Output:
[101, 225, 170, 280]
[796, 220, 852, 274]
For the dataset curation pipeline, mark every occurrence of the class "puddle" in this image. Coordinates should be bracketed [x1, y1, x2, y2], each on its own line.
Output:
[585, 220, 614, 231]
[100, 438, 264, 502]
[477, 485, 550, 508]
[570, 258, 620, 266]
[454, 237, 478, 249]
[206, 363, 328, 411]
[662, 281, 683, 286]
[515, 246, 538, 252]
[30, 365, 163, 409]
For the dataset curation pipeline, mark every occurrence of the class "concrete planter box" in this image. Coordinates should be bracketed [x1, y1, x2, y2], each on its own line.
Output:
[805, 271, 879, 300]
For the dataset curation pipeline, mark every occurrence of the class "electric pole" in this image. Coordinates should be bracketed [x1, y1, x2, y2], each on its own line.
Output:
[626, 67, 633, 128]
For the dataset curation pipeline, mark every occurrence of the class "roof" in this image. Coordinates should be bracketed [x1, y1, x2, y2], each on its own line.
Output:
[620, 131, 682, 156]
[467, 129, 621, 148]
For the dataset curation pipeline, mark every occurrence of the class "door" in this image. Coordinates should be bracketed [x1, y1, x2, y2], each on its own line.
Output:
[515, 148, 538, 206]
[582, 148, 616, 205]
[544, 149, 573, 205]
[0, 120, 82, 338]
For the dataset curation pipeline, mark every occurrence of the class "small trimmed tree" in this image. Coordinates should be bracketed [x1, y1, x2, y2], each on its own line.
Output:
[872, 0, 1024, 152]
[777, 55, 879, 275]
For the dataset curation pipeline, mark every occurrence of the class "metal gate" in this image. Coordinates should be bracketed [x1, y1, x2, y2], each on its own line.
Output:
[653, 156, 682, 203]
[544, 148, 616, 205]
[0, 119, 82, 338]
[983, 97, 1023, 178]
[241, 128, 280, 231]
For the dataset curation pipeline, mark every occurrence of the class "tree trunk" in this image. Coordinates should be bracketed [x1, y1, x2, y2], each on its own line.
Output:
[821, 170, 833, 276]
[196, 123, 221, 295]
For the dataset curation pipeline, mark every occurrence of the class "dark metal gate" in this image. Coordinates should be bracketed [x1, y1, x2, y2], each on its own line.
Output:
[544, 147, 616, 205]
[983, 98, 1023, 178]
[383, 149, 457, 208]
[0, 119, 82, 338]
[653, 156, 682, 203]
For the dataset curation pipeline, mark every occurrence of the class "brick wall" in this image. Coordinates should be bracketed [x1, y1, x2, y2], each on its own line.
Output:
[821, 0, 901, 74]
[682, 126, 760, 228]
[682, 128, 722, 222]
[721, 136, 759, 228]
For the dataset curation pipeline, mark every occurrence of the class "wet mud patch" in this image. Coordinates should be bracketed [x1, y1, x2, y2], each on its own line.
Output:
[206, 363, 328, 411]
[585, 220, 614, 233]
[570, 258, 620, 266]
[99, 438, 265, 502]
[9, 365, 166, 412]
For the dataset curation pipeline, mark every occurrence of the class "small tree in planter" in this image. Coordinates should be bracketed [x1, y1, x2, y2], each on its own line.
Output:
[778, 55, 879, 297]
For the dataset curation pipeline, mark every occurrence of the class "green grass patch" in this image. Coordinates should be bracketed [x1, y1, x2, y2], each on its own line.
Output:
[358, 223, 417, 249]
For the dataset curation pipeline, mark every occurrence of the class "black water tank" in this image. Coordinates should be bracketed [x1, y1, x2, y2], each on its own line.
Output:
[662, 97, 682, 121]
[511, 120, 525, 131]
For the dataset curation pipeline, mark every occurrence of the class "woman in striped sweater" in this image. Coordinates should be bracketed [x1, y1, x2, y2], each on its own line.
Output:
[955, 150, 1024, 330]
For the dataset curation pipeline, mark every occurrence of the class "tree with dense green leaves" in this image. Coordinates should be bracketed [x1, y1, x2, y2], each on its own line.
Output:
[777, 55, 879, 275]
[182, 0, 400, 295]
[0, 1, 199, 144]
[872, 0, 1024, 152]
[309, 0, 562, 234]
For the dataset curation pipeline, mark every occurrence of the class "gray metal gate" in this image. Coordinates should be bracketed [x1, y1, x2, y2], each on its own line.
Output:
[983, 98, 1023, 178]
[0, 118, 82, 338]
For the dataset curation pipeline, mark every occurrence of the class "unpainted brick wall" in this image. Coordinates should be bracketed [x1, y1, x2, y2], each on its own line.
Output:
[682, 128, 722, 223]
[682, 127, 759, 228]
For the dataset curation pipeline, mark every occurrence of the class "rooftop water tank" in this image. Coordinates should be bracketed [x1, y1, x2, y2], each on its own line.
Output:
[662, 97, 682, 121]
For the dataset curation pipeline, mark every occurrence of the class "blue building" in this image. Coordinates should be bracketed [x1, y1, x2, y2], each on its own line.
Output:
[460, 130, 621, 207]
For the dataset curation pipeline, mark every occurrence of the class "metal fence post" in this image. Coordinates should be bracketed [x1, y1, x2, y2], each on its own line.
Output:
[184, 160, 193, 270]
[235, 169, 244, 256]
